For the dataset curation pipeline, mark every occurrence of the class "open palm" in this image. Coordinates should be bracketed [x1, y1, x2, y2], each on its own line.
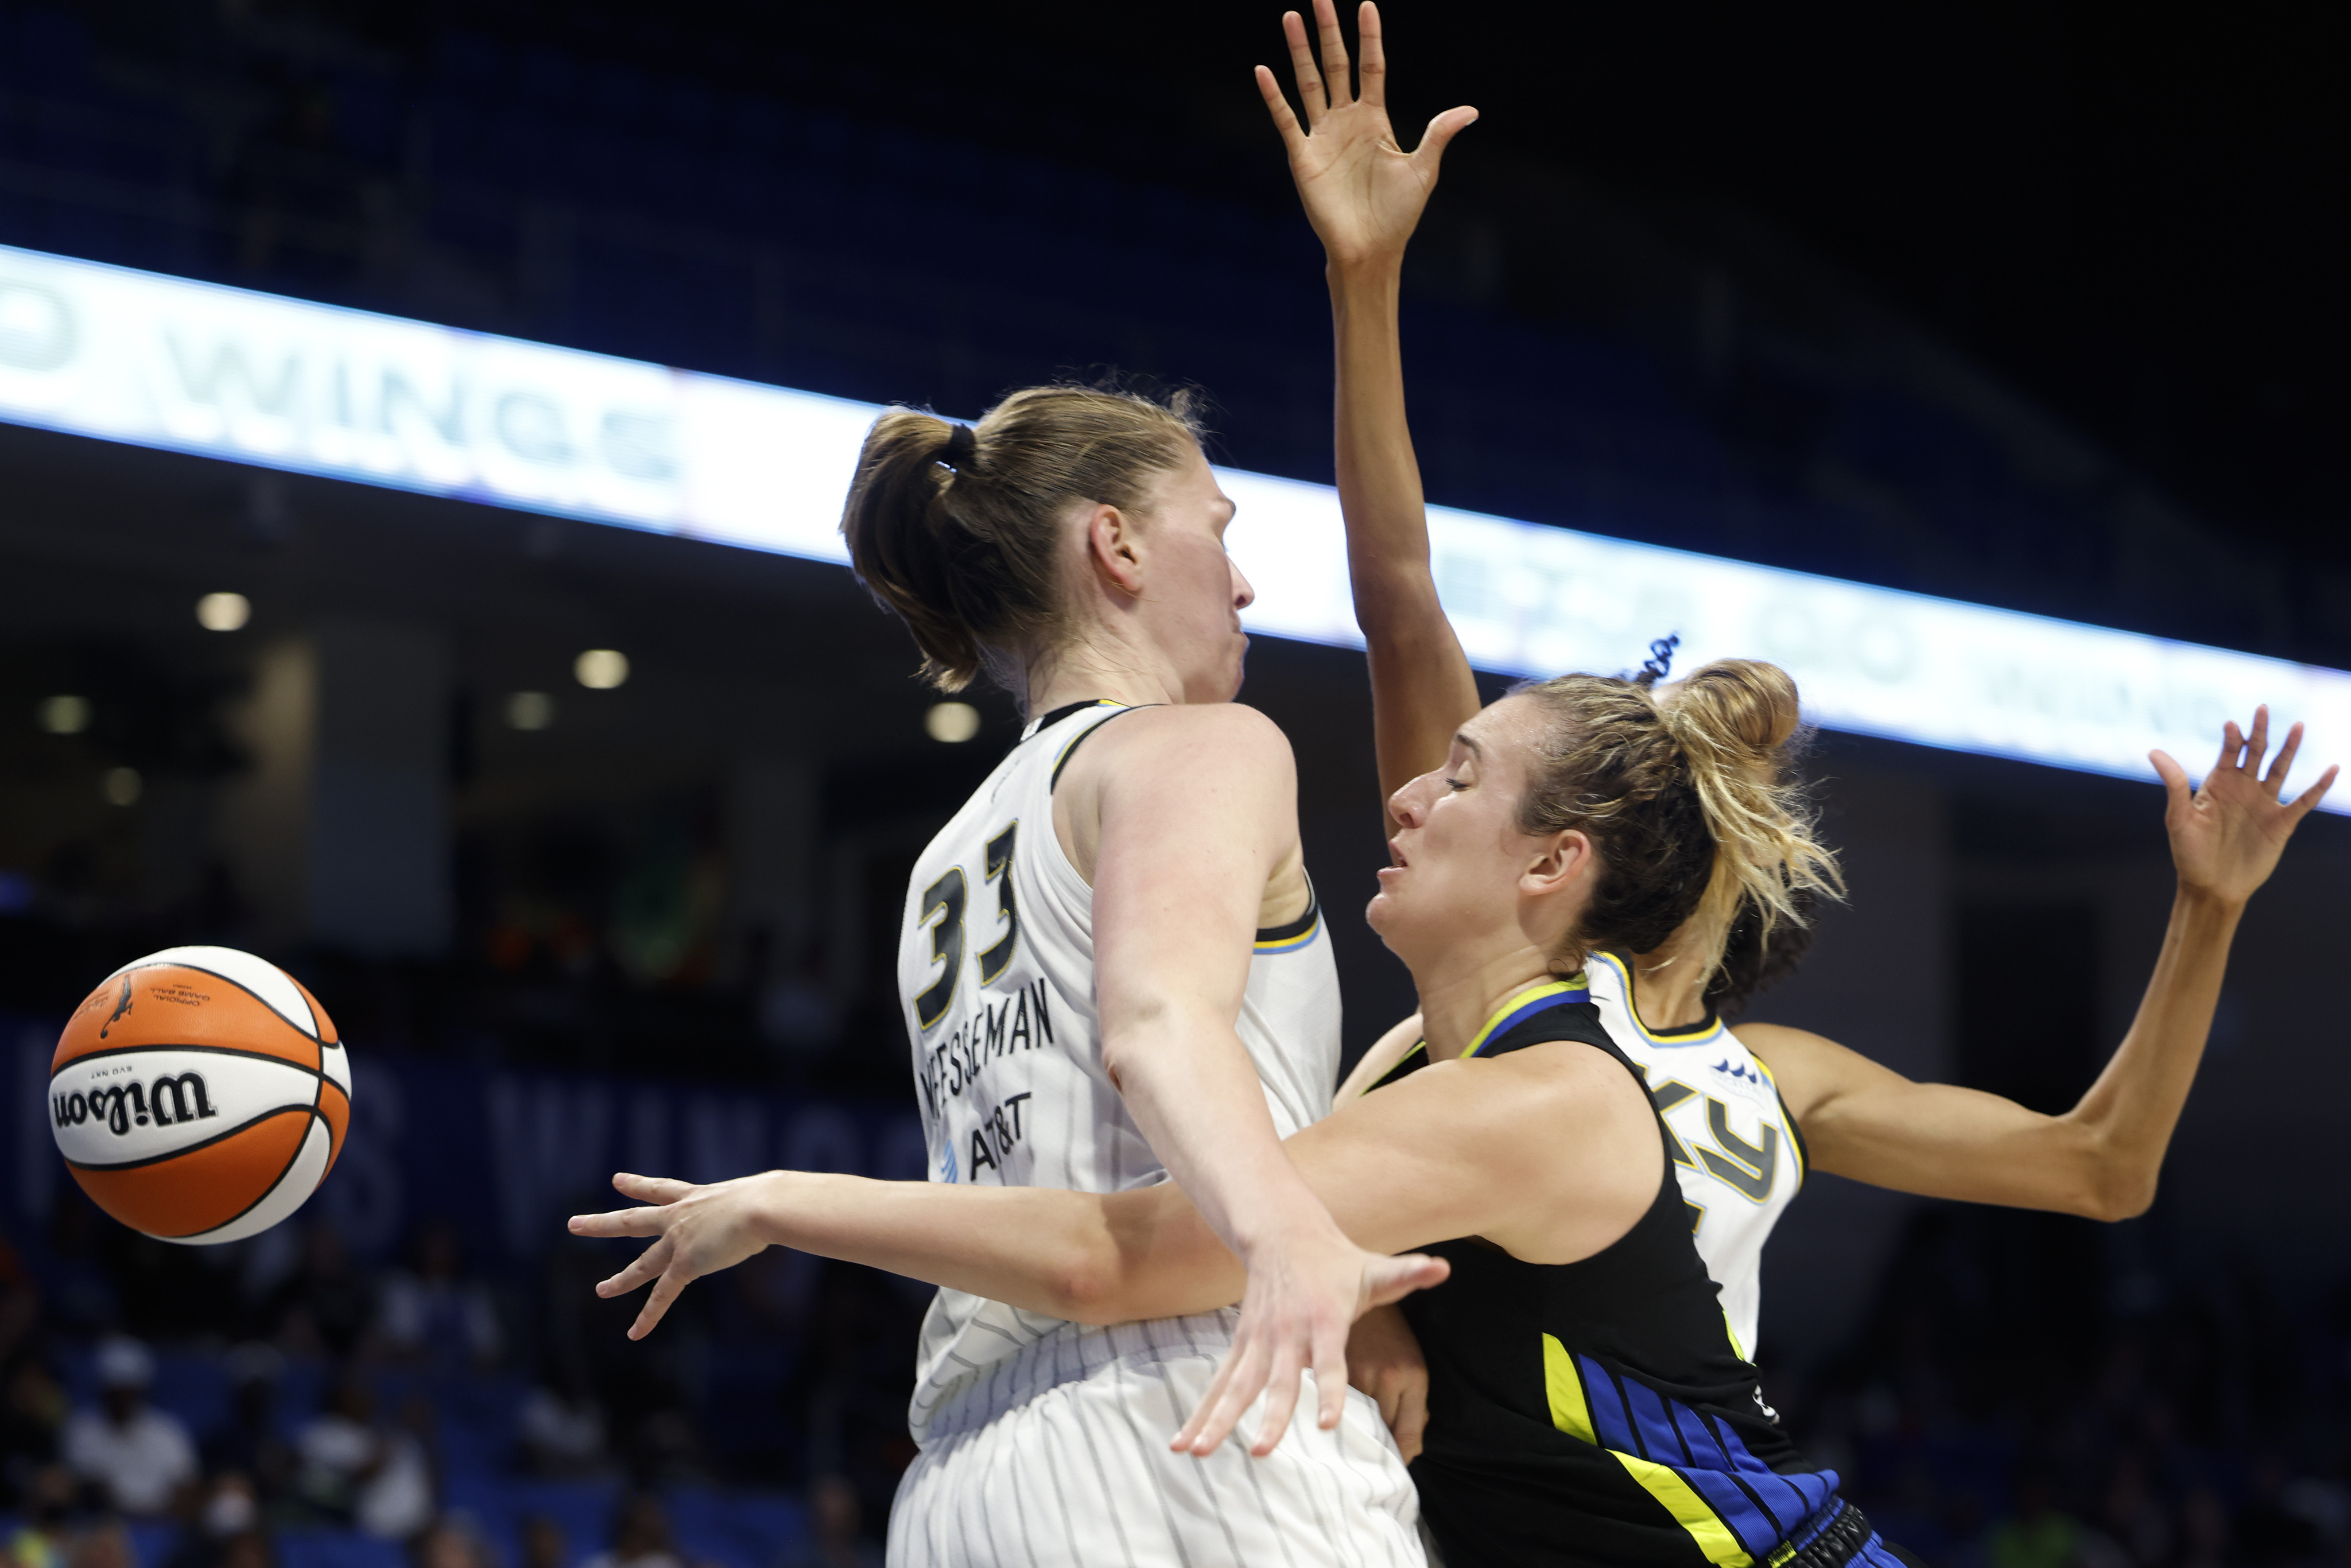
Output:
[2154, 707, 2337, 906]
[1256, 1, 1477, 268]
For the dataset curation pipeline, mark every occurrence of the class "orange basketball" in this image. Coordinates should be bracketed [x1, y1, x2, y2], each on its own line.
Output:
[51, 946, 351, 1245]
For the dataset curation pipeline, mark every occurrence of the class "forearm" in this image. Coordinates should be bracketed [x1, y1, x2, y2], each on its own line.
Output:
[1771, 886, 2244, 1218]
[2059, 884, 2244, 1211]
[1108, 1009, 1350, 1264]
[750, 1170, 1239, 1324]
[1330, 260, 1480, 801]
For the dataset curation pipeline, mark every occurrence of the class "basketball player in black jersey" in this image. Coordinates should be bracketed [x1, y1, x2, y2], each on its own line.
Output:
[577, 658, 1928, 1565]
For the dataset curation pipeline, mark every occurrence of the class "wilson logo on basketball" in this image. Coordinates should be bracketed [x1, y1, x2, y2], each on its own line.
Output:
[52, 1074, 220, 1136]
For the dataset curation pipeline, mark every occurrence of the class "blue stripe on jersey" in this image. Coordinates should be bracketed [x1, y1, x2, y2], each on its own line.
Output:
[1462, 976, 1591, 1057]
[1562, 1350, 1843, 1561]
[1579, 1358, 1636, 1453]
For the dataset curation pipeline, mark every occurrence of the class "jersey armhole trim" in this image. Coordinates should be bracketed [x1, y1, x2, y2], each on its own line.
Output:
[1254, 889, 1321, 951]
[1048, 703, 1160, 790]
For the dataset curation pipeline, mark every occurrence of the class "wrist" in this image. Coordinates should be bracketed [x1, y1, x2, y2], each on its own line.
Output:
[2173, 881, 2248, 921]
[1326, 255, 1405, 292]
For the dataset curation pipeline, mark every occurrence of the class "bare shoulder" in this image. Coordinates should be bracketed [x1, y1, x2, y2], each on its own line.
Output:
[1062, 703, 1297, 805]
[1091, 702, 1294, 766]
[1378, 1042, 1652, 1163]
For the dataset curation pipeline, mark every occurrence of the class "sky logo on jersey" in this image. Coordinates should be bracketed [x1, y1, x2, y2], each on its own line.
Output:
[1712, 1059, 1763, 1087]
[937, 1139, 959, 1185]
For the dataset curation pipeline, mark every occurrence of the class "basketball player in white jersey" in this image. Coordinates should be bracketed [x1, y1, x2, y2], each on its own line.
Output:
[1260, 0, 2337, 1439]
[815, 390, 1440, 1562]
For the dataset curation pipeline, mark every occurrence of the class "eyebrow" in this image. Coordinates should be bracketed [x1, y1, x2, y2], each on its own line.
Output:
[1453, 732, 1482, 758]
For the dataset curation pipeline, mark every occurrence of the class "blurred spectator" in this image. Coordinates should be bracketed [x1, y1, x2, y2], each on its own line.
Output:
[1981, 1468, 2081, 1568]
[201, 1347, 294, 1504]
[211, 1531, 274, 1568]
[3, 1360, 69, 1495]
[0, 1241, 40, 1368]
[7, 1464, 77, 1568]
[581, 1494, 681, 1568]
[2236, 1453, 2322, 1565]
[269, 1224, 371, 1361]
[518, 1360, 607, 1479]
[293, 1373, 435, 1539]
[410, 1519, 495, 1568]
[777, 1476, 880, 1568]
[65, 1520, 132, 1568]
[375, 1222, 502, 1371]
[519, 1515, 568, 1568]
[60, 1338, 196, 1517]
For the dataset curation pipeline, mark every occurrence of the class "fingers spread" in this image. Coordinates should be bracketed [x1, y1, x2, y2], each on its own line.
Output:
[2265, 721, 2306, 794]
[1282, 10, 1326, 118]
[2212, 720, 2244, 780]
[2288, 763, 2341, 822]
[569, 1206, 668, 1239]
[1254, 64, 1306, 147]
[1251, 1345, 1305, 1457]
[1393, 1377, 1429, 1464]
[1365, 1252, 1450, 1308]
[1413, 105, 1479, 168]
[1356, 1, 1386, 107]
[2245, 705, 2271, 774]
[1178, 1341, 1268, 1458]
[612, 1173, 695, 1204]
[629, 1264, 692, 1341]
[598, 1237, 672, 1299]
[1311, 1322, 1349, 1432]
[1313, 0, 1353, 110]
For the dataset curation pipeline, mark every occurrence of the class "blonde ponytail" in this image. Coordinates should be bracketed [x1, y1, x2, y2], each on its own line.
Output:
[1654, 659, 1844, 993]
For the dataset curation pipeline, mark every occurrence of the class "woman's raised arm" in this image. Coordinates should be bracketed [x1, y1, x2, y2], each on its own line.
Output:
[1261, 1, 1482, 814]
[1749, 710, 2336, 1216]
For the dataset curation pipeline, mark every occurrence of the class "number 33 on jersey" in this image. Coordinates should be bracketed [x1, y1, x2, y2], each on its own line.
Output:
[895, 703, 1343, 1196]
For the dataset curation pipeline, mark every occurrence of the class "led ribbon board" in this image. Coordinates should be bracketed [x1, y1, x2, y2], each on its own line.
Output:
[3, 240, 2344, 807]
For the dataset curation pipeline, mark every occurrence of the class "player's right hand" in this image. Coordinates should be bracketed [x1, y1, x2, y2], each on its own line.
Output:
[1170, 1221, 1446, 1459]
[1347, 1303, 1431, 1462]
[2152, 707, 2337, 908]
[1255, 0, 1477, 271]
[570, 1171, 781, 1340]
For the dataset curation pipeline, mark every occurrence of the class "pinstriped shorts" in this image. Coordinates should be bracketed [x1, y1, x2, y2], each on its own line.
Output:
[889, 1318, 1425, 1567]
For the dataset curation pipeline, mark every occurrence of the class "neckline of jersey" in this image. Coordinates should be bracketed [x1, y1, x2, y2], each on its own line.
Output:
[1595, 950, 1722, 1043]
[1023, 698, 1124, 740]
[1462, 974, 1591, 1058]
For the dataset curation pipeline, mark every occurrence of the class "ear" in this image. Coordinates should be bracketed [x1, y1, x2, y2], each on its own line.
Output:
[1084, 503, 1145, 597]
[1520, 829, 1595, 902]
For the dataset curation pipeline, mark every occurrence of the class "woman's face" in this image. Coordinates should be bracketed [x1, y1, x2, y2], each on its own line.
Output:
[1124, 447, 1255, 703]
[1367, 694, 1589, 969]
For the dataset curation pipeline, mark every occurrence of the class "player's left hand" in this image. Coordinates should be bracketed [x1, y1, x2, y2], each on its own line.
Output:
[1347, 1303, 1430, 1461]
[1170, 1223, 1446, 1459]
[570, 1171, 779, 1339]
[1256, 0, 1477, 271]
[2152, 707, 2337, 908]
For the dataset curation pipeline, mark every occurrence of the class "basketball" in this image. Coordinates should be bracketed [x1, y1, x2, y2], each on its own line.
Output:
[49, 946, 351, 1246]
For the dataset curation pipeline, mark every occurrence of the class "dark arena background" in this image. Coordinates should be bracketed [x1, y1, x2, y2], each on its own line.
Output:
[2, 2, 2347, 1565]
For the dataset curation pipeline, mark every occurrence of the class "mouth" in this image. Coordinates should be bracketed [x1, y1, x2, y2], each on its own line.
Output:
[1387, 838, 1408, 869]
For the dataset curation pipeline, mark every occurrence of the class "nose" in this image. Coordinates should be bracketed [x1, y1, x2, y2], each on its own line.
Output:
[1388, 773, 1434, 828]
[1229, 557, 1256, 612]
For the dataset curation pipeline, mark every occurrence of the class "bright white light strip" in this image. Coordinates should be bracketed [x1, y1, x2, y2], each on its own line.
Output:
[2, 240, 2342, 806]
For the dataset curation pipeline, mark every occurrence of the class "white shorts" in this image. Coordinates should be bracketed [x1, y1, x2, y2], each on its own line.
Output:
[889, 1319, 1423, 1568]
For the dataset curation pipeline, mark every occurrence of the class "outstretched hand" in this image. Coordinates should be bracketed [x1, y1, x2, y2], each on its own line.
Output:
[2152, 707, 2337, 906]
[570, 1172, 779, 1340]
[1255, 0, 1477, 269]
[1170, 1229, 1447, 1459]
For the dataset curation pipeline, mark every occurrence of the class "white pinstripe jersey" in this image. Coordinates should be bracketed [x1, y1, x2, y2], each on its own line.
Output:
[1585, 950, 1806, 1360]
[896, 700, 1343, 1445]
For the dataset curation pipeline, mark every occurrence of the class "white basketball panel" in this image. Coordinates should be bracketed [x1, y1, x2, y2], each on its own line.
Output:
[49, 1051, 319, 1167]
[110, 946, 318, 1040]
[170, 1116, 333, 1246]
[321, 1042, 352, 1095]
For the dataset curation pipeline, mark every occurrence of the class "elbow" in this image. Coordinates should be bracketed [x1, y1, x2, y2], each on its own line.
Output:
[1043, 1252, 1131, 1327]
[2069, 1147, 2159, 1222]
[2083, 1170, 2158, 1224]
